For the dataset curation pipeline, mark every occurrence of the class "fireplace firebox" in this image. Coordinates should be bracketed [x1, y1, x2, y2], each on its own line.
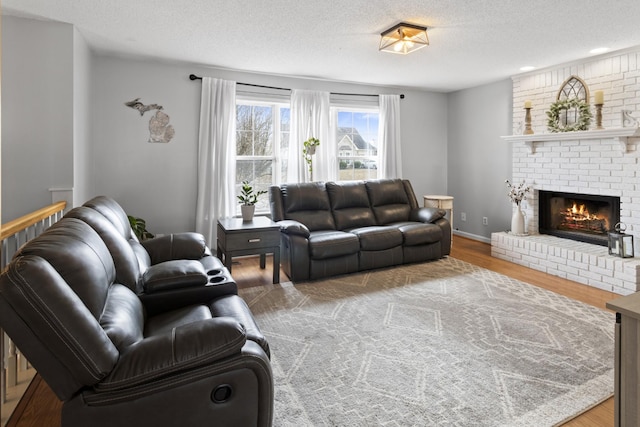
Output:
[538, 190, 620, 246]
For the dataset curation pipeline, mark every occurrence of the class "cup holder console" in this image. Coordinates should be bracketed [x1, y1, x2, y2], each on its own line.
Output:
[207, 269, 229, 285]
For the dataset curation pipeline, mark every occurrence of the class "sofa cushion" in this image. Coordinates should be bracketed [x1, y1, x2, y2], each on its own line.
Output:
[350, 226, 403, 251]
[365, 179, 411, 224]
[327, 181, 376, 230]
[282, 182, 336, 231]
[100, 284, 144, 351]
[393, 222, 443, 246]
[144, 305, 212, 337]
[308, 231, 360, 259]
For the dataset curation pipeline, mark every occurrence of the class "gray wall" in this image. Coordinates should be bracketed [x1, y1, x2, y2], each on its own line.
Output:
[73, 27, 94, 206]
[1, 16, 74, 221]
[447, 79, 513, 241]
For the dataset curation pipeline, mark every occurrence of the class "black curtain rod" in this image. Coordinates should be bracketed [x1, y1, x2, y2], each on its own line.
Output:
[189, 74, 404, 99]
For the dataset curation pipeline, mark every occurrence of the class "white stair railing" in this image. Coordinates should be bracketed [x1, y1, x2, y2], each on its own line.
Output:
[1, 201, 66, 425]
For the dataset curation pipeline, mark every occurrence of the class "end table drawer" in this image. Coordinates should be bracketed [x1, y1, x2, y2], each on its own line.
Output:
[225, 231, 280, 250]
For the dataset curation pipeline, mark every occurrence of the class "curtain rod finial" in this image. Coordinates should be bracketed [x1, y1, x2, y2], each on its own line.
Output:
[189, 74, 202, 81]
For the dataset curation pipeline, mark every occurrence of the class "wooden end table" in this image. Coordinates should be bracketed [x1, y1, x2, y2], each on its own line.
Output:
[216, 216, 281, 284]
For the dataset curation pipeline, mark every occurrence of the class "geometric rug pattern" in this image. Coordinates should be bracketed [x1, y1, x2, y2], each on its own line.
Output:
[239, 257, 614, 426]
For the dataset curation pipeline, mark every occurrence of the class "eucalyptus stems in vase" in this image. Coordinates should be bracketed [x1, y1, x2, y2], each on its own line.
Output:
[505, 179, 531, 235]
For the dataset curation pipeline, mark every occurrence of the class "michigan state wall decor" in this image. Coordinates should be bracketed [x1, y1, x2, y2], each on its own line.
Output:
[124, 98, 175, 143]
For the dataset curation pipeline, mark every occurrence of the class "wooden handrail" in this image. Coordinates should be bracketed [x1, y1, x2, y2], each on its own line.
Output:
[0, 201, 67, 241]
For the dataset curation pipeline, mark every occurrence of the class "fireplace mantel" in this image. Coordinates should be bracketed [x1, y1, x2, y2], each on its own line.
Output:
[501, 127, 640, 154]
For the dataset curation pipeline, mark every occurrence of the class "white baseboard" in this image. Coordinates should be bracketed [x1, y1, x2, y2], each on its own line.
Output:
[453, 230, 491, 244]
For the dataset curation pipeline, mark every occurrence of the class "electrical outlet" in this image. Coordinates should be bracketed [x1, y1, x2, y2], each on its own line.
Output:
[461, 212, 466, 222]
[482, 217, 488, 226]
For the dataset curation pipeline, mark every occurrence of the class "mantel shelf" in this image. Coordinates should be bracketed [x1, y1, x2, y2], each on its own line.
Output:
[501, 127, 640, 154]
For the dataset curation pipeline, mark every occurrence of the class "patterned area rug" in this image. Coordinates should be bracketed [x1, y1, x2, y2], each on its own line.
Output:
[239, 257, 614, 426]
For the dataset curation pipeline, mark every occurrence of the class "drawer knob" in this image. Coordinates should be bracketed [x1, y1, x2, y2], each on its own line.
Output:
[248, 238, 261, 243]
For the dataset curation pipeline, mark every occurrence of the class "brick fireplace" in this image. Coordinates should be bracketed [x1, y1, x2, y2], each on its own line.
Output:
[490, 48, 640, 295]
[492, 129, 640, 295]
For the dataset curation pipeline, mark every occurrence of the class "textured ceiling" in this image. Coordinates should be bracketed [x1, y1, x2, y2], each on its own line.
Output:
[5, 0, 640, 92]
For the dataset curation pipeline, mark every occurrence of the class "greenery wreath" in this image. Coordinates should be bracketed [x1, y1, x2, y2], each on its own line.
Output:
[546, 98, 592, 132]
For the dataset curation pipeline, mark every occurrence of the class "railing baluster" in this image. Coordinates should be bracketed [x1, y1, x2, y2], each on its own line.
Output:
[0, 201, 66, 425]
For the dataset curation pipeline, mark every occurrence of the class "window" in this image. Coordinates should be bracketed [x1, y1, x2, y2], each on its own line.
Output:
[335, 108, 379, 181]
[234, 100, 379, 216]
[236, 101, 289, 214]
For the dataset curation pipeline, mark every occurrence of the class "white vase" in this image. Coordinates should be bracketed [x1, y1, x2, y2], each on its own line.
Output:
[511, 203, 525, 235]
[241, 204, 255, 222]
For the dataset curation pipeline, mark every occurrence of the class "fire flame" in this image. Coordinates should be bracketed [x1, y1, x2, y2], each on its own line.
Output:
[561, 202, 609, 232]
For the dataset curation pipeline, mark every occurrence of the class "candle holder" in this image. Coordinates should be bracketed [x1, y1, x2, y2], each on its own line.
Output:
[595, 104, 604, 130]
[524, 107, 534, 135]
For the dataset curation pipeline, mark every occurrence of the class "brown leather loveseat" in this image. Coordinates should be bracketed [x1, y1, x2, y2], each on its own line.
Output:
[269, 178, 451, 282]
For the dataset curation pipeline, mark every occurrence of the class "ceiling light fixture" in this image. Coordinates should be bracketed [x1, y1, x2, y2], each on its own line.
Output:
[379, 22, 429, 55]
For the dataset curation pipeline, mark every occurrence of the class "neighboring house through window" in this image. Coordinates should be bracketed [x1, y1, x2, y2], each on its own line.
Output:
[335, 108, 379, 181]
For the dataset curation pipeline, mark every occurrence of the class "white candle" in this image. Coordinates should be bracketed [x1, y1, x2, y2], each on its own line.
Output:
[594, 90, 604, 105]
[524, 100, 532, 109]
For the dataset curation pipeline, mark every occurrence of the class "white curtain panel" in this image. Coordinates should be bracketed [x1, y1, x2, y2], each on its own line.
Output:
[378, 94, 402, 178]
[288, 89, 332, 183]
[195, 77, 237, 246]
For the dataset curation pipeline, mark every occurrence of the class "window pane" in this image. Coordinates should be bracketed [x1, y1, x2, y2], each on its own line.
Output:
[336, 109, 379, 180]
[236, 105, 253, 131]
[236, 105, 274, 155]
[236, 159, 272, 214]
[280, 107, 290, 180]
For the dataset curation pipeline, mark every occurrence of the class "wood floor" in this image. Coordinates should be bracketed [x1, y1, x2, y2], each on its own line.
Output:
[5, 235, 617, 426]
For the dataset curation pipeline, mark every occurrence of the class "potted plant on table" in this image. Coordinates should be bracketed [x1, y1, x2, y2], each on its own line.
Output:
[238, 180, 267, 222]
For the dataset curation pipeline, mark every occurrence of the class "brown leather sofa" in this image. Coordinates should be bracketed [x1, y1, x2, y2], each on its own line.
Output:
[269, 178, 451, 282]
[0, 203, 273, 426]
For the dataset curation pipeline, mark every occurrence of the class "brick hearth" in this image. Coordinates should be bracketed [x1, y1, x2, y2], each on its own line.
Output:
[491, 232, 640, 295]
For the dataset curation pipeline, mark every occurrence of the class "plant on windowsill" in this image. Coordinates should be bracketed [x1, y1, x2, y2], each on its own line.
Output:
[302, 137, 320, 181]
[128, 215, 155, 241]
[237, 180, 267, 222]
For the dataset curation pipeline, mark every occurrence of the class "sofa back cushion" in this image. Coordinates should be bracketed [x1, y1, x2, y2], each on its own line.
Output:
[84, 196, 139, 242]
[0, 256, 120, 400]
[16, 218, 115, 319]
[65, 206, 144, 294]
[366, 179, 411, 225]
[281, 182, 336, 231]
[327, 181, 376, 230]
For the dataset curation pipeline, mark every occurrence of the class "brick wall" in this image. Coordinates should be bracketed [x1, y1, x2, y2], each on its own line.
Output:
[513, 47, 640, 133]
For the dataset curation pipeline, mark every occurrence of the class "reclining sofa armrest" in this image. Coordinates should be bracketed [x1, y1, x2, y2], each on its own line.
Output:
[95, 317, 246, 392]
[410, 207, 447, 224]
[278, 220, 310, 238]
[141, 232, 207, 264]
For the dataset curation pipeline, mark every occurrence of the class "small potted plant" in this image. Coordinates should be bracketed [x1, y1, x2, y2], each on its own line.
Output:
[302, 137, 320, 181]
[237, 180, 267, 221]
